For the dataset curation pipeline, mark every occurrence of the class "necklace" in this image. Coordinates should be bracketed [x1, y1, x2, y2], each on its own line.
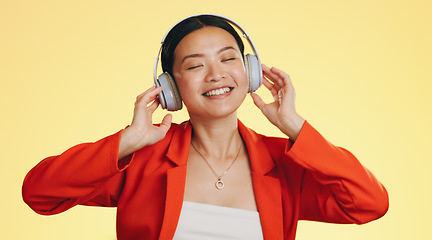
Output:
[191, 141, 242, 190]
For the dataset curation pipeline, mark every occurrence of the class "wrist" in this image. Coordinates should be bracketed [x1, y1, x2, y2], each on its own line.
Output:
[280, 114, 305, 142]
[118, 127, 142, 159]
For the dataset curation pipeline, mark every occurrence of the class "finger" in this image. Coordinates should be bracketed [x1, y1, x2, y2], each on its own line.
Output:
[262, 64, 281, 88]
[277, 89, 284, 105]
[270, 67, 294, 89]
[136, 86, 155, 101]
[270, 67, 290, 79]
[263, 74, 283, 91]
[261, 63, 271, 73]
[262, 77, 272, 89]
[147, 98, 160, 112]
[263, 66, 284, 88]
[262, 64, 278, 82]
[262, 78, 279, 96]
[145, 86, 163, 104]
[137, 86, 163, 105]
[250, 92, 266, 110]
[158, 114, 172, 133]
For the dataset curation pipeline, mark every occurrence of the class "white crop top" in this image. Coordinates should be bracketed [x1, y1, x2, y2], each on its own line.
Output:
[173, 201, 264, 240]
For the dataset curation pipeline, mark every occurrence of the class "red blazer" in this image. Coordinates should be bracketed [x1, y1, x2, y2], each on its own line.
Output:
[22, 120, 389, 240]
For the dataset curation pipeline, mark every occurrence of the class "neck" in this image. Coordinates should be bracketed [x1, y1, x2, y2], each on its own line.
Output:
[189, 112, 242, 162]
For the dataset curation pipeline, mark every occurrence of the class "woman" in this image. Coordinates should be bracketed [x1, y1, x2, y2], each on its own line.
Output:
[22, 14, 389, 240]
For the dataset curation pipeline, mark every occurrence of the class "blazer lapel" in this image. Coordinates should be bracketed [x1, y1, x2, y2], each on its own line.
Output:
[238, 120, 284, 240]
[158, 122, 191, 240]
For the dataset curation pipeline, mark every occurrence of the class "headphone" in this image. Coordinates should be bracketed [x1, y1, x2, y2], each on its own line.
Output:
[154, 14, 262, 111]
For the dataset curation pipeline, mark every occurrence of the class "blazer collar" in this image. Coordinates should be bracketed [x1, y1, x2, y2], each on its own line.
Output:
[237, 120, 276, 176]
[165, 119, 276, 176]
[166, 121, 192, 166]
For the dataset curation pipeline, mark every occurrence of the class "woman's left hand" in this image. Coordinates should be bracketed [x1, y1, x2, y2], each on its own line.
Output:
[250, 64, 305, 141]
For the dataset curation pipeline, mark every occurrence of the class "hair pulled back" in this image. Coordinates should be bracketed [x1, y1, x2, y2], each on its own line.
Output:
[161, 15, 245, 77]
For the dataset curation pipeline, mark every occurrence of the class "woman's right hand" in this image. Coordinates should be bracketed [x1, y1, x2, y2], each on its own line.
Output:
[118, 86, 172, 160]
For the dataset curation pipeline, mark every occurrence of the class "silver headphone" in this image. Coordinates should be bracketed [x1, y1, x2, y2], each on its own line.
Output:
[154, 14, 262, 111]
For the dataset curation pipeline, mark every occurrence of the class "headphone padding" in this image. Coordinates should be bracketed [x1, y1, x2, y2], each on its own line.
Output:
[156, 73, 182, 111]
[244, 54, 262, 92]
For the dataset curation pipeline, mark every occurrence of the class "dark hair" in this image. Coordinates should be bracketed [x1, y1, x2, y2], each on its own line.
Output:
[161, 15, 245, 77]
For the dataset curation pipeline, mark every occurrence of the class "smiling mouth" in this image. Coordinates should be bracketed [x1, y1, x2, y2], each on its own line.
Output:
[203, 87, 233, 97]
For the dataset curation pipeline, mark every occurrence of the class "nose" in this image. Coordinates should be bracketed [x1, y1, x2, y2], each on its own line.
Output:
[205, 62, 226, 82]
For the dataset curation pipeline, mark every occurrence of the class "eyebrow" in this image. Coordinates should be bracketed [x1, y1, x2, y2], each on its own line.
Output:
[181, 46, 237, 64]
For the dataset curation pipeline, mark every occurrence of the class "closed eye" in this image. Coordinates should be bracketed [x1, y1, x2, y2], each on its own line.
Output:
[222, 58, 236, 62]
[186, 65, 203, 70]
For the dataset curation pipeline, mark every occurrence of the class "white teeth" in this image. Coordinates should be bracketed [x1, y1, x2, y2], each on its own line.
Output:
[205, 87, 231, 96]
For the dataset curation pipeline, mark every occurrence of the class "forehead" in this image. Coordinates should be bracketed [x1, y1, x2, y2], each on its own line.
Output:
[174, 26, 240, 56]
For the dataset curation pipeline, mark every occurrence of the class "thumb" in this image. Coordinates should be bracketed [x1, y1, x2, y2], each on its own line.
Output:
[159, 114, 172, 134]
[250, 93, 266, 110]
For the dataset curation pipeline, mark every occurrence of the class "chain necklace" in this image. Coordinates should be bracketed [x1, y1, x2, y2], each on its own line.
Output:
[191, 141, 242, 190]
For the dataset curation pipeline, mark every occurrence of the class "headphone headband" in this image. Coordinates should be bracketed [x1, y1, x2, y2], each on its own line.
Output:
[153, 14, 262, 85]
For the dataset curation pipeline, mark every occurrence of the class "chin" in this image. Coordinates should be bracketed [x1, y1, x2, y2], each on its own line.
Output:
[187, 103, 240, 120]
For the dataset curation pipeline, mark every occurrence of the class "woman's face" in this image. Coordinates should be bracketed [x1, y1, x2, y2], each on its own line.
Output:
[172, 26, 248, 119]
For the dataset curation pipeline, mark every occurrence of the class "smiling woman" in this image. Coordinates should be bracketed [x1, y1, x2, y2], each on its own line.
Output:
[22, 14, 389, 240]
[173, 26, 249, 119]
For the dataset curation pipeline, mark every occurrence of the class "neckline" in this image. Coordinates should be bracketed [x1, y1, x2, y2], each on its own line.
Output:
[182, 200, 259, 214]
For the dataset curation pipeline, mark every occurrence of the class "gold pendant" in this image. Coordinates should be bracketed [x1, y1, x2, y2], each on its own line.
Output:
[215, 179, 224, 190]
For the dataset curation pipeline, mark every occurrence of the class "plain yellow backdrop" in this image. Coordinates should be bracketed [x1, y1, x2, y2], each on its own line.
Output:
[1, 0, 431, 239]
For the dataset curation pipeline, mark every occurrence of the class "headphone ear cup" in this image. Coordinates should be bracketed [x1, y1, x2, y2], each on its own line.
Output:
[155, 72, 182, 111]
[244, 54, 262, 92]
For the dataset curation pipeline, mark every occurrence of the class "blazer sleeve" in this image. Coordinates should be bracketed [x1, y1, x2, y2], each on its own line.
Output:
[284, 121, 389, 224]
[22, 130, 132, 215]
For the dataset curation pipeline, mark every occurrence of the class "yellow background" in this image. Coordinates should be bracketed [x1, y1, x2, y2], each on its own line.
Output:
[1, 0, 431, 239]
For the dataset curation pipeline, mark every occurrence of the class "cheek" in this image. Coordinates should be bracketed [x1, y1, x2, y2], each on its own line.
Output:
[232, 66, 248, 89]
[173, 74, 196, 101]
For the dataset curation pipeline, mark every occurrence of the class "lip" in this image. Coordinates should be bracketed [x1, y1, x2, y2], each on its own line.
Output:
[202, 86, 234, 98]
